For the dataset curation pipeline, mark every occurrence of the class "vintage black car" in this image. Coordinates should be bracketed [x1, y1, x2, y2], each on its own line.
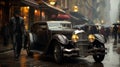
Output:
[26, 21, 106, 63]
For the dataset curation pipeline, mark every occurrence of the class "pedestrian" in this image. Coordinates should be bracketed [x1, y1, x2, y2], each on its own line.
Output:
[100, 26, 105, 36]
[112, 25, 118, 45]
[9, 10, 25, 60]
[89, 25, 99, 34]
[118, 25, 120, 43]
[99, 26, 107, 42]
[105, 27, 110, 42]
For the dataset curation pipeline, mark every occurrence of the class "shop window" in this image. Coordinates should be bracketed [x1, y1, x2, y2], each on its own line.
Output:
[34, 9, 40, 21]
[20, 6, 29, 30]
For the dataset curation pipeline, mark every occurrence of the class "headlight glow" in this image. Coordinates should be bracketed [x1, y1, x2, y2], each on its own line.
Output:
[88, 34, 95, 42]
[71, 34, 79, 42]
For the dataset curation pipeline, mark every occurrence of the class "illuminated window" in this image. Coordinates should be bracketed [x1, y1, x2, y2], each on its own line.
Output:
[34, 9, 40, 21]
[20, 6, 29, 30]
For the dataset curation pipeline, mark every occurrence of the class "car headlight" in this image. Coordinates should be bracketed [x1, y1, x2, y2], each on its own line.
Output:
[88, 34, 95, 42]
[71, 34, 79, 42]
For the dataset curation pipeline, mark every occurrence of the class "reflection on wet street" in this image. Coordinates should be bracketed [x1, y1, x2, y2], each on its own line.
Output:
[0, 39, 120, 67]
[102, 41, 120, 67]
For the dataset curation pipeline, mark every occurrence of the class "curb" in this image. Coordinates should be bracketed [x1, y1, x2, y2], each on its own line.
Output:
[0, 48, 13, 53]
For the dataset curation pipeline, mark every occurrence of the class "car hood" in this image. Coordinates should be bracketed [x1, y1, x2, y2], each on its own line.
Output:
[50, 28, 85, 40]
[50, 28, 75, 39]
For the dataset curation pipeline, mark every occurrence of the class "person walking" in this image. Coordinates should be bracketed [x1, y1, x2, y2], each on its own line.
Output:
[105, 27, 110, 42]
[118, 25, 120, 43]
[113, 25, 118, 45]
[9, 10, 25, 60]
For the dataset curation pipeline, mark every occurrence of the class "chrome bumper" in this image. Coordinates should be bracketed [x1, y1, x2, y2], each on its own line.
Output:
[63, 48, 80, 57]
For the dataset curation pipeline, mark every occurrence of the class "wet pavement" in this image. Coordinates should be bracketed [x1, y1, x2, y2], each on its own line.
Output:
[0, 38, 120, 67]
[0, 38, 13, 53]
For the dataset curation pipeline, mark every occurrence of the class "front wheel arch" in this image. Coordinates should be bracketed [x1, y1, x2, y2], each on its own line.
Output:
[52, 34, 69, 45]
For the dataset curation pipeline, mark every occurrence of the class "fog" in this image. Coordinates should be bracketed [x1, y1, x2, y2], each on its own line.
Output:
[110, 0, 120, 24]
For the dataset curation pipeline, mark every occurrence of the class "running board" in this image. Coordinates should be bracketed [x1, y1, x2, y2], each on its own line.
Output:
[30, 50, 44, 54]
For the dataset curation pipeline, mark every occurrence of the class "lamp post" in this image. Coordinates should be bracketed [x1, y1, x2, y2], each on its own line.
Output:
[117, 20, 120, 23]
[73, 6, 78, 12]
[101, 20, 104, 25]
[49, 0, 56, 6]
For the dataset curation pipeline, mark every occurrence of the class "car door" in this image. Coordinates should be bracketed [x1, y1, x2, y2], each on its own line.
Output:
[35, 23, 49, 51]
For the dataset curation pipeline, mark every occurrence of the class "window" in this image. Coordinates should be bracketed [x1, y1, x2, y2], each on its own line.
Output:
[21, 6, 29, 30]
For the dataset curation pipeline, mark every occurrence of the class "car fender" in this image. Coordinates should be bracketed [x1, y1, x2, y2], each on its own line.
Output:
[94, 34, 105, 44]
[52, 34, 69, 45]
[28, 32, 37, 44]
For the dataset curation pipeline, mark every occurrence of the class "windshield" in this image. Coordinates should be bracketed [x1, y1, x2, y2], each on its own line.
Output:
[47, 22, 72, 30]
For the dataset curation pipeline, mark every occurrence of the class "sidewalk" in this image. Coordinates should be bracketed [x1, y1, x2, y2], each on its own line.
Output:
[110, 38, 120, 54]
[0, 38, 13, 53]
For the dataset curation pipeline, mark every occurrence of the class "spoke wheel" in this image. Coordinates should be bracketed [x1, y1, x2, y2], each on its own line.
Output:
[53, 42, 63, 64]
[93, 43, 105, 62]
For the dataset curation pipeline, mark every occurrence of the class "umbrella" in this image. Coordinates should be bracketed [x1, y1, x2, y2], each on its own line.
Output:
[113, 23, 120, 25]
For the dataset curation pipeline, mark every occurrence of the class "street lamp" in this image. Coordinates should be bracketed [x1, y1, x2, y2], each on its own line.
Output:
[49, 0, 56, 6]
[117, 20, 120, 23]
[101, 20, 104, 24]
[73, 6, 78, 12]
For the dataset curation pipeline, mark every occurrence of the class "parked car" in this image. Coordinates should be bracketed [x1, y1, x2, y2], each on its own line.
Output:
[25, 21, 106, 63]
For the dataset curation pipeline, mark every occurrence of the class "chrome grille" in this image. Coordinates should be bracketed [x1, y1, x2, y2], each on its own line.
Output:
[78, 45, 89, 56]
[78, 32, 88, 41]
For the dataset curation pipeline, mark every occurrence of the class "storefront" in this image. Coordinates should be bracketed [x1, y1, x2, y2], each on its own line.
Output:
[0, 0, 66, 31]
[22, 0, 66, 30]
[0, 0, 29, 30]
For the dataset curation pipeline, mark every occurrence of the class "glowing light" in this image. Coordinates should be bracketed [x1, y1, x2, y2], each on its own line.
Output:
[49, 0, 56, 5]
[24, 16, 26, 19]
[101, 20, 104, 24]
[26, 6, 29, 9]
[50, 2, 55, 5]
[73, 6, 78, 12]
[117, 20, 120, 23]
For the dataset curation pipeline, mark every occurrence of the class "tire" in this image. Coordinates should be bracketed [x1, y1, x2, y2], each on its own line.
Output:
[26, 42, 33, 57]
[53, 42, 63, 64]
[93, 42, 105, 62]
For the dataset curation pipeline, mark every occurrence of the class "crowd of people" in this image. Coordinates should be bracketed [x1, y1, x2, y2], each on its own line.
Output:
[81, 24, 120, 43]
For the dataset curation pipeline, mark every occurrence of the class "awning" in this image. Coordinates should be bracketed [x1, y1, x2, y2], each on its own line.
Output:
[69, 12, 91, 24]
[51, 14, 70, 20]
[22, 0, 39, 8]
[42, 1, 66, 13]
[22, 0, 66, 13]
[70, 12, 88, 22]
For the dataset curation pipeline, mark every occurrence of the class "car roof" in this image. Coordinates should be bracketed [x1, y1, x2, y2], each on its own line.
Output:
[47, 21, 71, 24]
[34, 21, 71, 24]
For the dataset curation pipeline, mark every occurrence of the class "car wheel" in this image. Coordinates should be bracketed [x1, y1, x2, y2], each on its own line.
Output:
[93, 43, 105, 62]
[26, 42, 33, 57]
[53, 42, 63, 64]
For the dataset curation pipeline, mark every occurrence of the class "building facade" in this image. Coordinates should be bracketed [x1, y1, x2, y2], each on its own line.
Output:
[56, 0, 110, 25]
[0, 0, 66, 31]
[0, 0, 112, 31]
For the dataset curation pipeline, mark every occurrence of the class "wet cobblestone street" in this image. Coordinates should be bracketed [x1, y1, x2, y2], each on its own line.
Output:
[0, 38, 120, 67]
